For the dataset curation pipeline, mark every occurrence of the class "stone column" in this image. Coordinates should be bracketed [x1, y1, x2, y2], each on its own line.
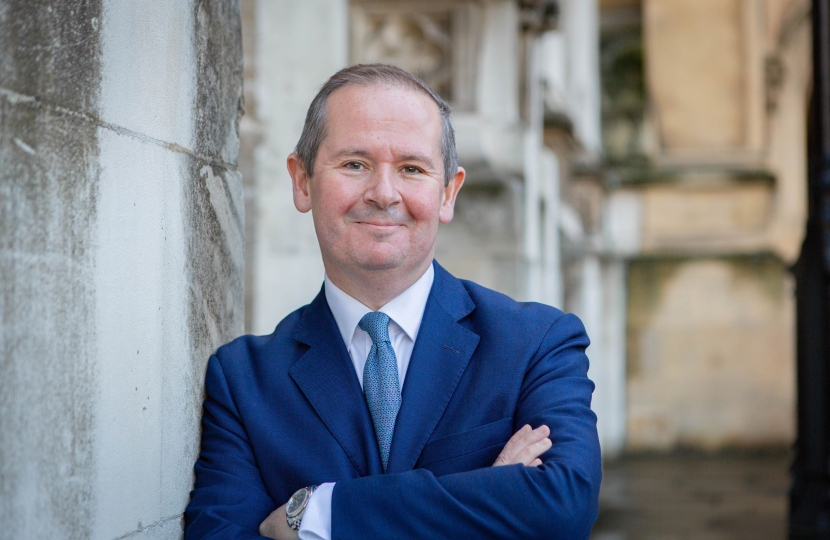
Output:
[541, 149, 563, 308]
[523, 33, 544, 302]
[249, 0, 348, 334]
[597, 259, 628, 457]
[559, 0, 602, 155]
[0, 1, 244, 537]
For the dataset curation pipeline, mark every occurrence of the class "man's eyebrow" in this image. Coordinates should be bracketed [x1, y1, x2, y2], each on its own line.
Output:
[330, 149, 371, 160]
[398, 153, 436, 169]
[329, 150, 437, 169]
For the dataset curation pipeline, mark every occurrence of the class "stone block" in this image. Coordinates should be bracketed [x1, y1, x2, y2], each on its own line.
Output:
[645, 0, 748, 151]
[640, 180, 773, 252]
[100, 0, 197, 151]
[0, 82, 99, 540]
[0, 0, 103, 115]
[626, 257, 795, 450]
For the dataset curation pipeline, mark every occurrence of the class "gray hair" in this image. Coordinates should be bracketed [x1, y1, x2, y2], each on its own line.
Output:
[294, 63, 458, 186]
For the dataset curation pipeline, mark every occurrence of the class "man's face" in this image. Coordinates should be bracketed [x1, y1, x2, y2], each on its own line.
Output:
[289, 84, 464, 282]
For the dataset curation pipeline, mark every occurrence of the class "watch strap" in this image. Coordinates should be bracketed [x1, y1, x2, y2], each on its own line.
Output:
[286, 485, 317, 531]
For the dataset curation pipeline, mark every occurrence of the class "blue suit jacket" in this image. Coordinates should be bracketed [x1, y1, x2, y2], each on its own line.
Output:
[185, 261, 601, 539]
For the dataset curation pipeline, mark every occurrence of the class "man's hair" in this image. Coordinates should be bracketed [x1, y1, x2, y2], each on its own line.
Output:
[294, 63, 458, 187]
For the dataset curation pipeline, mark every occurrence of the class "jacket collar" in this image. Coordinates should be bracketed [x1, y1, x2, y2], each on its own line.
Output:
[289, 287, 383, 477]
[386, 261, 479, 473]
[289, 260, 480, 475]
[324, 263, 434, 356]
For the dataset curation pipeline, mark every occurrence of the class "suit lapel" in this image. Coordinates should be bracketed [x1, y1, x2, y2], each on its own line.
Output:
[289, 288, 383, 477]
[386, 262, 480, 474]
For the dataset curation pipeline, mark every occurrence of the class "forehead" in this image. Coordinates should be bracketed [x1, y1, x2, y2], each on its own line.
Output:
[322, 83, 442, 154]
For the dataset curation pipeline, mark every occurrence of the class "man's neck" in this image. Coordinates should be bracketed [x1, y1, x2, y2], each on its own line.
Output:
[323, 259, 434, 311]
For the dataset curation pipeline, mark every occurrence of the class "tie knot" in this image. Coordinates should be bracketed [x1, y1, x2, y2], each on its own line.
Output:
[359, 311, 391, 345]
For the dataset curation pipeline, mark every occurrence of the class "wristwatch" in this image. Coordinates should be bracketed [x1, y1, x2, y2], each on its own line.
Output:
[286, 485, 317, 531]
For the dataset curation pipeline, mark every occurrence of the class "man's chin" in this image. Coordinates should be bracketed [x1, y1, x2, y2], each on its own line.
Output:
[349, 249, 411, 272]
[327, 243, 433, 276]
[354, 257, 406, 272]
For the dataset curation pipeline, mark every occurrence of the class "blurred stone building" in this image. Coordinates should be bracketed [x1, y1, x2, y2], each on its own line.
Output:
[240, 0, 811, 455]
[600, 0, 811, 450]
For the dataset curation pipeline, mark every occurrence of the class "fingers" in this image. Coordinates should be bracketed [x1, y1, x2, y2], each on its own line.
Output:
[503, 424, 547, 460]
[492, 424, 551, 467]
[495, 424, 533, 464]
[521, 436, 551, 466]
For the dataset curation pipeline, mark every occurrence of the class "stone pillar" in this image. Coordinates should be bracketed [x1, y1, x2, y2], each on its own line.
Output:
[559, 0, 602, 155]
[249, 0, 348, 334]
[523, 33, 544, 302]
[0, 0, 244, 537]
[597, 259, 628, 457]
[541, 150, 563, 308]
[611, 0, 806, 450]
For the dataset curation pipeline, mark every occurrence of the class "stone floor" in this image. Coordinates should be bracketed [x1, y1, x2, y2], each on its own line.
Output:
[589, 450, 791, 540]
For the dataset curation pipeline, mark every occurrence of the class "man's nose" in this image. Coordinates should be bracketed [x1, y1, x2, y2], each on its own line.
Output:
[364, 166, 402, 209]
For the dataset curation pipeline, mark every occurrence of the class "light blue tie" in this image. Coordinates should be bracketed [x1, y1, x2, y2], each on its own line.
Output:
[359, 311, 401, 472]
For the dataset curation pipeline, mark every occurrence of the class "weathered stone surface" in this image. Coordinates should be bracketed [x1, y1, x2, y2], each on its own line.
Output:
[193, 0, 244, 166]
[640, 180, 773, 252]
[1, 1, 244, 538]
[644, 0, 746, 150]
[185, 159, 245, 398]
[188, 0, 245, 408]
[626, 257, 795, 450]
[99, 0, 198, 150]
[0, 94, 100, 540]
[764, 0, 813, 264]
[91, 2, 244, 537]
[0, 0, 102, 113]
[603, 0, 811, 454]
[0, 1, 102, 537]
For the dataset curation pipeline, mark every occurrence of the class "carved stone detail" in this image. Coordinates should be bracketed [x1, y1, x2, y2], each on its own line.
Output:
[350, 1, 482, 111]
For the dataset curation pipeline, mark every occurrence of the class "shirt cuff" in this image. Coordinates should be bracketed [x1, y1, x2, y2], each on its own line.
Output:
[297, 482, 334, 540]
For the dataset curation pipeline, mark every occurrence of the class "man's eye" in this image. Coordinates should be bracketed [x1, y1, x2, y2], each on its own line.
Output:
[402, 166, 421, 174]
[346, 162, 363, 170]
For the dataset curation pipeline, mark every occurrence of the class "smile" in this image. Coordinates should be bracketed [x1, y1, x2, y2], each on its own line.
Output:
[356, 222, 404, 230]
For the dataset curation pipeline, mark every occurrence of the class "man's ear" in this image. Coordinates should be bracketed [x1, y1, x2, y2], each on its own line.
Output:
[287, 153, 312, 213]
[439, 166, 466, 224]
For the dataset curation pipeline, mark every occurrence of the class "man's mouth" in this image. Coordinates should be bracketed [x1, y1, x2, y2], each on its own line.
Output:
[357, 221, 403, 230]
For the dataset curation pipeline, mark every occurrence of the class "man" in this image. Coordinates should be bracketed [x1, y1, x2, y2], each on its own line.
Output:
[184, 64, 601, 539]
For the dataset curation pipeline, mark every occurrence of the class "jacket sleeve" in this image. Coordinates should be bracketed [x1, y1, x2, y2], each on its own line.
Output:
[184, 354, 275, 539]
[330, 313, 602, 540]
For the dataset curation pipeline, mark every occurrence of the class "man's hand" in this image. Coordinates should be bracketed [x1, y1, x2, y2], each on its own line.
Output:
[259, 501, 299, 540]
[492, 424, 551, 467]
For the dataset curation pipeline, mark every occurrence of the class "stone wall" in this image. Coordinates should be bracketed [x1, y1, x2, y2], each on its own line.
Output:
[0, 1, 244, 537]
[626, 257, 795, 449]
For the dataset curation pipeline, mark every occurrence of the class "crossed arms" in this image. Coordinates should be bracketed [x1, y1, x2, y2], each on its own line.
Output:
[259, 424, 555, 538]
[185, 313, 601, 539]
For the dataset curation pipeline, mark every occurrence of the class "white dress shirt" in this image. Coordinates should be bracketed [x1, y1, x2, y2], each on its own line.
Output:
[298, 264, 435, 540]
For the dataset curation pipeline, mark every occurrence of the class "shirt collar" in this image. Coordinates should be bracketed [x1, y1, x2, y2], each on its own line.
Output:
[324, 263, 435, 351]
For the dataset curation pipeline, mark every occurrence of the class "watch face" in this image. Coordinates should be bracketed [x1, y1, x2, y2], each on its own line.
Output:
[286, 489, 308, 517]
